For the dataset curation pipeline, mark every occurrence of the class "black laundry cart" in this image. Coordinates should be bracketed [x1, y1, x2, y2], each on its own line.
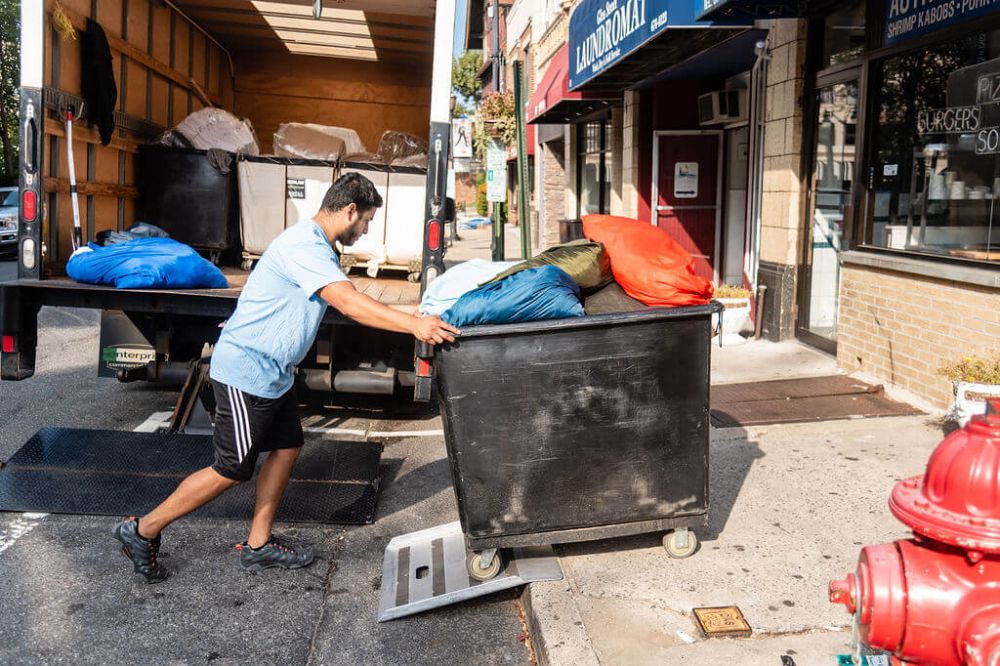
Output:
[434, 303, 721, 580]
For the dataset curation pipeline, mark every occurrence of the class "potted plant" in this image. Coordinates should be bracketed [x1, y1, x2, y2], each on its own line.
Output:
[937, 355, 1000, 426]
[473, 92, 517, 157]
[713, 284, 754, 347]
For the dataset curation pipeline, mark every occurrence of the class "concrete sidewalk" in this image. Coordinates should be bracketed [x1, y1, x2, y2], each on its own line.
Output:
[523, 341, 947, 665]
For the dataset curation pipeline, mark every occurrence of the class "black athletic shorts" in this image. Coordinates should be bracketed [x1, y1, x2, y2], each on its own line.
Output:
[211, 380, 304, 481]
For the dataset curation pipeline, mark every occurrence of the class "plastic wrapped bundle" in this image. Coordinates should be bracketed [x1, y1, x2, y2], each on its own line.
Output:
[273, 123, 367, 160]
[154, 128, 193, 149]
[342, 151, 386, 165]
[377, 130, 428, 164]
[175, 108, 259, 155]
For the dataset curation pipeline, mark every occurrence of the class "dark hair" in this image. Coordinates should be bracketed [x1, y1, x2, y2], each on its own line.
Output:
[321, 172, 383, 213]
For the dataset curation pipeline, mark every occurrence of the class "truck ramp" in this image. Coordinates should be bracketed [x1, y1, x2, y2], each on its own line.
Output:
[0, 428, 382, 524]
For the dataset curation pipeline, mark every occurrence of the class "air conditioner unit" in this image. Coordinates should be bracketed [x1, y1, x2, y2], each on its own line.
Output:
[697, 89, 748, 125]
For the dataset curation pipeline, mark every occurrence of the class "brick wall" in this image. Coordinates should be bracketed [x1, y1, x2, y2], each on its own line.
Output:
[838, 264, 1000, 408]
[621, 90, 642, 220]
[609, 107, 624, 216]
[759, 19, 807, 268]
[758, 19, 808, 341]
[540, 141, 566, 248]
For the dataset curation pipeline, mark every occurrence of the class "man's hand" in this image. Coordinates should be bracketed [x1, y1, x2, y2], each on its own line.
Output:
[412, 315, 460, 345]
[319, 282, 460, 343]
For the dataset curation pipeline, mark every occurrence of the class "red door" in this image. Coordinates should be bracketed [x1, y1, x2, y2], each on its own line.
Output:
[656, 135, 719, 281]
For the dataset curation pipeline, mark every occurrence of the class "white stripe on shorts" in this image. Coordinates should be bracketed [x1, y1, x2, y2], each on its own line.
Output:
[228, 385, 253, 462]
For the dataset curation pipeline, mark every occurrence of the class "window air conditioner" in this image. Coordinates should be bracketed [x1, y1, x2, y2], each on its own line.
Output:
[697, 89, 748, 125]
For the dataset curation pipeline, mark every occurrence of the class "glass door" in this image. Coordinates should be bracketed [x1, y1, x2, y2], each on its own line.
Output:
[801, 80, 859, 346]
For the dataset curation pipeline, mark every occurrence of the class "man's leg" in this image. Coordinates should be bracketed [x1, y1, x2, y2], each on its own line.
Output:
[139, 467, 240, 539]
[114, 380, 255, 582]
[247, 447, 301, 548]
[236, 391, 314, 571]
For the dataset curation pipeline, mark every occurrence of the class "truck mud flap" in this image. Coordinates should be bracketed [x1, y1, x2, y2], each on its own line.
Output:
[0, 285, 39, 380]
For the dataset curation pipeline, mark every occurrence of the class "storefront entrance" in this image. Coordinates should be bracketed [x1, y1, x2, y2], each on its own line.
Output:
[652, 131, 722, 282]
[800, 78, 859, 349]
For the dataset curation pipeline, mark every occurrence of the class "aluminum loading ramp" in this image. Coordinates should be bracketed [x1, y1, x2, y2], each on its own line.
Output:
[377, 521, 563, 621]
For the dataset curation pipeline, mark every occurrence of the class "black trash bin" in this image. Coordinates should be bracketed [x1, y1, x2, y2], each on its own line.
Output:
[138, 146, 239, 258]
[435, 302, 720, 570]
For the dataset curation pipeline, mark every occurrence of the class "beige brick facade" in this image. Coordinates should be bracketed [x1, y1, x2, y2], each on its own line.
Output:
[621, 90, 642, 220]
[759, 19, 808, 268]
[838, 265, 1000, 409]
[609, 106, 624, 216]
[540, 141, 567, 248]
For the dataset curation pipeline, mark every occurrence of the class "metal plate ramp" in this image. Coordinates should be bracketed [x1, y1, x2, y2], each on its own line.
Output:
[377, 521, 563, 622]
[0, 428, 383, 524]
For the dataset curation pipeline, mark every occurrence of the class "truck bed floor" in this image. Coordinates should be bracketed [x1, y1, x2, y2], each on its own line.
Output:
[8, 268, 420, 309]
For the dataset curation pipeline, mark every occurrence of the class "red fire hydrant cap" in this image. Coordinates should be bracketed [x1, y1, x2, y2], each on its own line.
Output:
[890, 405, 1000, 553]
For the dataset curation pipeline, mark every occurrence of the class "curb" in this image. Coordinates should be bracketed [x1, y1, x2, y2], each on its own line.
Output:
[522, 577, 601, 666]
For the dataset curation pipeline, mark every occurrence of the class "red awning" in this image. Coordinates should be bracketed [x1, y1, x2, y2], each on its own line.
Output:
[507, 124, 535, 160]
[526, 44, 618, 125]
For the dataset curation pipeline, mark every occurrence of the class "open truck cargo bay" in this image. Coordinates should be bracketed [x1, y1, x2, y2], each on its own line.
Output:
[5, 0, 456, 397]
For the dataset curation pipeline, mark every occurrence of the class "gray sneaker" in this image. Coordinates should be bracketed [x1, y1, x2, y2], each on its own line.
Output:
[236, 536, 315, 572]
[112, 517, 169, 584]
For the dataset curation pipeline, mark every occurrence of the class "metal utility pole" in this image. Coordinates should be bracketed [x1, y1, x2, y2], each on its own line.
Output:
[491, 0, 503, 93]
[513, 60, 531, 259]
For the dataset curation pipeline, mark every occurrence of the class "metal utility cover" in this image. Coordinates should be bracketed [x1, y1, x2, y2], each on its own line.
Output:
[377, 522, 563, 622]
[692, 606, 753, 638]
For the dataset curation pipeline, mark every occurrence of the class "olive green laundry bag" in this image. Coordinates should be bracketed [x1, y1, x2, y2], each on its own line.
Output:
[482, 239, 612, 292]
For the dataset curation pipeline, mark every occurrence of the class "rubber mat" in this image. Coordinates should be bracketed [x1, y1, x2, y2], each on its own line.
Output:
[711, 375, 923, 427]
[0, 428, 383, 524]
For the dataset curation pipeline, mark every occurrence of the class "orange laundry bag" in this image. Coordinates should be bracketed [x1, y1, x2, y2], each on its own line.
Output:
[582, 214, 714, 307]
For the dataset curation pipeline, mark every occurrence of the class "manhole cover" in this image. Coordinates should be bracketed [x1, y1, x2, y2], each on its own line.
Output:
[692, 606, 752, 638]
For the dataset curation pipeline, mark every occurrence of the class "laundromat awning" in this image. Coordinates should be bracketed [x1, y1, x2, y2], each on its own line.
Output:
[527, 44, 618, 124]
[569, 0, 752, 91]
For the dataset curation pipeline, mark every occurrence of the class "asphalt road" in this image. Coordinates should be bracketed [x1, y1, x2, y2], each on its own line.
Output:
[0, 268, 528, 665]
[1, 256, 14, 281]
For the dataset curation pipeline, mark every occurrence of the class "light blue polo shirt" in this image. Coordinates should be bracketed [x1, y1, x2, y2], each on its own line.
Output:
[210, 219, 349, 398]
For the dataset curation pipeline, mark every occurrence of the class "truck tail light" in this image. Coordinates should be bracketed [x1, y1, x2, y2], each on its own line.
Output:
[2, 335, 14, 353]
[22, 190, 37, 222]
[427, 220, 441, 251]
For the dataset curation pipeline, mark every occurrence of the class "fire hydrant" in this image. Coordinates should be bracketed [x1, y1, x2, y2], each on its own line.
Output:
[830, 398, 1000, 665]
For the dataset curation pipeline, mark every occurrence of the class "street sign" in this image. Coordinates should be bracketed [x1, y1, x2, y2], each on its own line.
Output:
[486, 144, 507, 203]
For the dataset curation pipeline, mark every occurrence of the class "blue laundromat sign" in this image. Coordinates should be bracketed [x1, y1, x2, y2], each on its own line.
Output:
[885, 0, 1000, 46]
[569, 0, 718, 90]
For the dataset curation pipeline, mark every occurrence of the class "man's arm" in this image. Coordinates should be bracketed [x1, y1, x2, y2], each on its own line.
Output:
[319, 281, 459, 345]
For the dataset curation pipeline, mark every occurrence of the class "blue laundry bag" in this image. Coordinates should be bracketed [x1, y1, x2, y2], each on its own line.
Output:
[67, 237, 229, 289]
[419, 258, 520, 315]
[442, 264, 584, 327]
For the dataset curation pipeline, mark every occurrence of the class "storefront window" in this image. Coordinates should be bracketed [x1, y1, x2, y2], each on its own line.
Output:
[822, 0, 867, 67]
[577, 121, 610, 216]
[864, 29, 1000, 264]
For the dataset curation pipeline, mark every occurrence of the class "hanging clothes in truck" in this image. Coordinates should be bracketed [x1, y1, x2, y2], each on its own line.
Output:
[80, 18, 118, 146]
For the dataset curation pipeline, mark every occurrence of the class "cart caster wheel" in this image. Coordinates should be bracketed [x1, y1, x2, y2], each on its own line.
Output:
[407, 272, 421, 283]
[663, 529, 698, 559]
[466, 551, 502, 581]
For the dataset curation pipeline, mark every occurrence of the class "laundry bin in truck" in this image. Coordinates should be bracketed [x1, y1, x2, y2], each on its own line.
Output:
[434, 303, 721, 579]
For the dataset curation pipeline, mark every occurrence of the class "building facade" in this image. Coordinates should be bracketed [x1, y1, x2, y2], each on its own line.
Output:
[466, 0, 1000, 410]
